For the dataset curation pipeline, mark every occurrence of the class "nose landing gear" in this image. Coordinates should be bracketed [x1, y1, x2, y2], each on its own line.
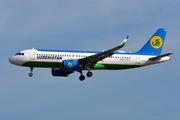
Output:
[29, 67, 33, 77]
[29, 73, 33, 77]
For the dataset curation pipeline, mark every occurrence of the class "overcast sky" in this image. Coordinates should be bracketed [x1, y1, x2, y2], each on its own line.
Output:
[0, 0, 180, 120]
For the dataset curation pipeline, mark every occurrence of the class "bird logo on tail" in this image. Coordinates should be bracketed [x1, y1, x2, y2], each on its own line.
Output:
[150, 36, 163, 49]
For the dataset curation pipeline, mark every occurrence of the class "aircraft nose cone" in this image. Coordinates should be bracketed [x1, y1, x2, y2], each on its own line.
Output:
[9, 57, 13, 64]
[9, 56, 16, 65]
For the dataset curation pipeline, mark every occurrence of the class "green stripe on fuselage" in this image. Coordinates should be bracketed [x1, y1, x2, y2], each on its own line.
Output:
[22, 61, 63, 68]
[22, 61, 139, 70]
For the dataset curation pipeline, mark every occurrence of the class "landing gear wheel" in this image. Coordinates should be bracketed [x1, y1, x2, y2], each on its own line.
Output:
[29, 73, 33, 77]
[86, 72, 93, 77]
[79, 75, 85, 81]
[29, 67, 34, 77]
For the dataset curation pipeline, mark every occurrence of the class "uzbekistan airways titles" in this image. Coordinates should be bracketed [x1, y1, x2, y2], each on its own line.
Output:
[37, 54, 62, 60]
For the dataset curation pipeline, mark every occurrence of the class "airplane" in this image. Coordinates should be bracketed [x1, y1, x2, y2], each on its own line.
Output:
[9, 28, 172, 81]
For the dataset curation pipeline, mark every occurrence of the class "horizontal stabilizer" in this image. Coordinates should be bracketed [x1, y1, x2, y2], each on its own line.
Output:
[149, 53, 173, 61]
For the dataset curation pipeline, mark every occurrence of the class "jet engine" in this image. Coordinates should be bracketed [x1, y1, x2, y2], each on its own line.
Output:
[51, 68, 70, 77]
[62, 60, 80, 71]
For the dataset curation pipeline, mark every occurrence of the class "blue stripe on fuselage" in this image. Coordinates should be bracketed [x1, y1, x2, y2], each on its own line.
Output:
[36, 49, 153, 55]
[36, 49, 101, 53]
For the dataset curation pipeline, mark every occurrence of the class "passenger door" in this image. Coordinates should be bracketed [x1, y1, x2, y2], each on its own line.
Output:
[30, 49, 35, 60]
[135, 55, 141, 65]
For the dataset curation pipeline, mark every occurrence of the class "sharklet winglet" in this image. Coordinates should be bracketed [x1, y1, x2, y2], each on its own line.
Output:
[120, 35, 129, 47]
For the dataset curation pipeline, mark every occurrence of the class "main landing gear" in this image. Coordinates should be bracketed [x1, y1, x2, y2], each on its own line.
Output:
[79, 70, 85, 81]
[29, 67, 33, 77]
[86, 66, 93, 78]
[78, 70, 93, 81]
[86, 71, 93, 77]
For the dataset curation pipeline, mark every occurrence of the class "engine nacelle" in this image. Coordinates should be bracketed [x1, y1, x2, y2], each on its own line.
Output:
[51, 68, 69, 77]
[62, 59, 80, 71]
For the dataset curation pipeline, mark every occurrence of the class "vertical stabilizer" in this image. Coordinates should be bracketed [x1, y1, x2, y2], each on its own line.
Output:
[136, 28, 167, 55]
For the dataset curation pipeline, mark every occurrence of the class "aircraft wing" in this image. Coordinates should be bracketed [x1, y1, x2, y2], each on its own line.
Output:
[79, 36, 128, 67]
[149, 53, 173, 61]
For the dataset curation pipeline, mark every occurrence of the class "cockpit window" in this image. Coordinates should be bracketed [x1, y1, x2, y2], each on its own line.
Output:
[15, 53, 19, 55]
[15, 53, 24, 56]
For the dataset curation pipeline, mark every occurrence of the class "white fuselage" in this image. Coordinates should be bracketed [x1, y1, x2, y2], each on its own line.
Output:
[9, 49, 170, 68]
